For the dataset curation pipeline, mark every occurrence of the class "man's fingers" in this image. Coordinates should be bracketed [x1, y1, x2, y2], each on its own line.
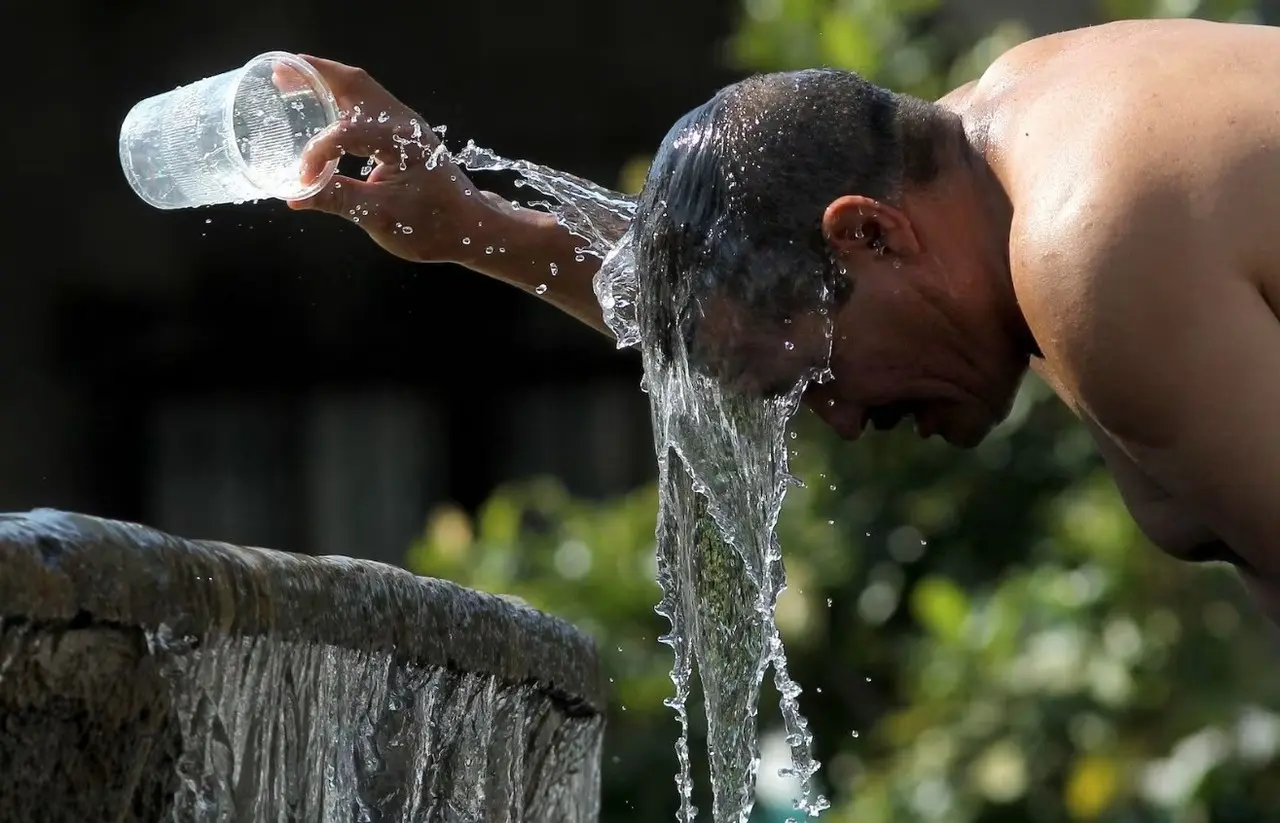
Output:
[297, 55, 393, 112]
[298, 119, 396, 184]
[298, 123, 347, 185]
[287, 175, 375, 221]
[299, 116, 433, 184]
[270, 61, 310, 96]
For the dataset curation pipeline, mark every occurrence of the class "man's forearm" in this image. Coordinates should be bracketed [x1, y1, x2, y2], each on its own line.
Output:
[456, 195, 621, 339]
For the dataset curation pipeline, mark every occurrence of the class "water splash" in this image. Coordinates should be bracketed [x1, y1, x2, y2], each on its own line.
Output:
[453, 143, 829, 820]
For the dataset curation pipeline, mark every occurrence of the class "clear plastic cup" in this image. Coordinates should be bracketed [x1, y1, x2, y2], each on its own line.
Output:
[119, 51, 339, 210]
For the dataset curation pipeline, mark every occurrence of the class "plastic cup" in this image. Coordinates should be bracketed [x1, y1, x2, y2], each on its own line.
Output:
[119, 51, 339, 210]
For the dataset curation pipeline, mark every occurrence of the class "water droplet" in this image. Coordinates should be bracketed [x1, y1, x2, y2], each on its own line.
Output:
[784, 341, 795, 351]
[463, 188, 473, 196]
[851, 730, 860, 738]
[401, 226, 414, 235]
[461, 237, 471, 245]
[377, 111, 389, 123]
[574, 254, 585, 262]
[450, 174, 457, 182]
[826, 597, 833, 606]
[828, 485, 837, 492]
[549, 262, 559, 276]
[484, 246, 494, 255]
[204, 218, 212, 224]
[498, 247, 506, 253]
[789, 431, 797, 440]
[535, 284, 548, 295]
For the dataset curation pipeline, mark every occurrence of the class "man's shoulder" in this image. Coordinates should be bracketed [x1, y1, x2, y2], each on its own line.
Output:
[1010, 179, 1204, 441]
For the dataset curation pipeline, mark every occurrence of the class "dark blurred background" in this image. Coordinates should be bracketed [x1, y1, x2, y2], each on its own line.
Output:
[4, 0, 750, 562]
[5, 0, 1280, 821]
[0, 0, 1148, 563]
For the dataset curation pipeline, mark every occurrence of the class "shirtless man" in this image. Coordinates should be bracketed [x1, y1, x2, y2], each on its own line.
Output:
[288, 18, 1280, 624]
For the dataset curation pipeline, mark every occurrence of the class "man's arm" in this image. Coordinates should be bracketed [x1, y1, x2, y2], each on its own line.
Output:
[459, 195, 615, 336]
[1020, 177, 1280, 630]
[1095, 427, 1280, 627]
[1043, 204, 1280, 584]
[288, 56, 620, 338]
[1082, 418, 1223, 553]
[1101, 274, 1280, 581]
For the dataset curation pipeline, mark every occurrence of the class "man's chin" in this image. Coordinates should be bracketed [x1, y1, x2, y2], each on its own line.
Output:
[936, 416, 994, 449]
[833, 420, 867, 442]
[940, 429, 986, 449]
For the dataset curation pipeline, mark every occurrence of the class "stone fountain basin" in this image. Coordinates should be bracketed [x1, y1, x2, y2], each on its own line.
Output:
[0, 509, 605, 823]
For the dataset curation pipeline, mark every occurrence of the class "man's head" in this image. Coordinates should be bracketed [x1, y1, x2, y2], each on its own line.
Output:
[632, 68, 1031, 447]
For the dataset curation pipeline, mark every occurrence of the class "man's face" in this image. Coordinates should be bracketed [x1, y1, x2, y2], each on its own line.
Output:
[687, 291, 834, 398]
[805, 258, 1024, 448]
[690, 263, 1024, 448]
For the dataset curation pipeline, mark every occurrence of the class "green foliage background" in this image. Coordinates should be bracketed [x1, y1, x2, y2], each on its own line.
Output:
[409, 1, 1280, 820]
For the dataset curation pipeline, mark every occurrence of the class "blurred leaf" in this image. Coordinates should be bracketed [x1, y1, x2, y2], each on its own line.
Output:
[1064, 753, 1122, 819]
[618, 155, 652, 195]
[911, 575, 970, 645]
[818, 11, 877, 73]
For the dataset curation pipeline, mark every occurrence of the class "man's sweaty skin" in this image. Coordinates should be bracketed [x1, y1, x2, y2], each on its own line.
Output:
[288, 20, 1280, 624]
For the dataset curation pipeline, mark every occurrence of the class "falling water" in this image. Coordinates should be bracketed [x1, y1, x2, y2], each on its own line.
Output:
[0, 618, 601, 823]
[454, 141, 830, 822]
[156, 633, 601, 823]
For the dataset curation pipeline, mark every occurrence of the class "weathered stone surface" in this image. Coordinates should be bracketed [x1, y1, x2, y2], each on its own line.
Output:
[0, 509, 605, 823]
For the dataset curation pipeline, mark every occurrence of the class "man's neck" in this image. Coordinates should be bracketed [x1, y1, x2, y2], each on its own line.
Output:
[928, 124, 1033, 360]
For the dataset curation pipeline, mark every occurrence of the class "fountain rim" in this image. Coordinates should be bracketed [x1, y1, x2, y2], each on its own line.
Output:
[0, 508, 606, 715]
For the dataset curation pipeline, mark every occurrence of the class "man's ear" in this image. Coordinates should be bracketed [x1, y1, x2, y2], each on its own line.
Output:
[822, 195, 921, 259]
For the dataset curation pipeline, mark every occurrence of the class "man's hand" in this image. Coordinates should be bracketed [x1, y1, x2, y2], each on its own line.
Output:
[281, 55, 617, 337]
[286, 56, 490, 265]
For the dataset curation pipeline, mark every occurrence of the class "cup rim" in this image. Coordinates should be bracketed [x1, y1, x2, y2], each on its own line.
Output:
[224, 50, 340, 202]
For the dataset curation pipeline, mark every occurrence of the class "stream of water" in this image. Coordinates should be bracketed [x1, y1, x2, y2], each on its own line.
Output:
[454, 141, 831, 822]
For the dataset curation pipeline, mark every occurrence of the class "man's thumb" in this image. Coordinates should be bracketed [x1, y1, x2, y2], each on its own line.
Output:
[287, 175, 370, 221]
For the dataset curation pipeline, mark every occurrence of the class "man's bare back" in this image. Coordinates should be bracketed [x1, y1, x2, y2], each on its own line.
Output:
[286, 19, 1280, 625]
[961, 19, 1280, 616]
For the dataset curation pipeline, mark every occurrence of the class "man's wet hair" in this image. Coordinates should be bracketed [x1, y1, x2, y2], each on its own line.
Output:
[633, 68, 944, 363]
